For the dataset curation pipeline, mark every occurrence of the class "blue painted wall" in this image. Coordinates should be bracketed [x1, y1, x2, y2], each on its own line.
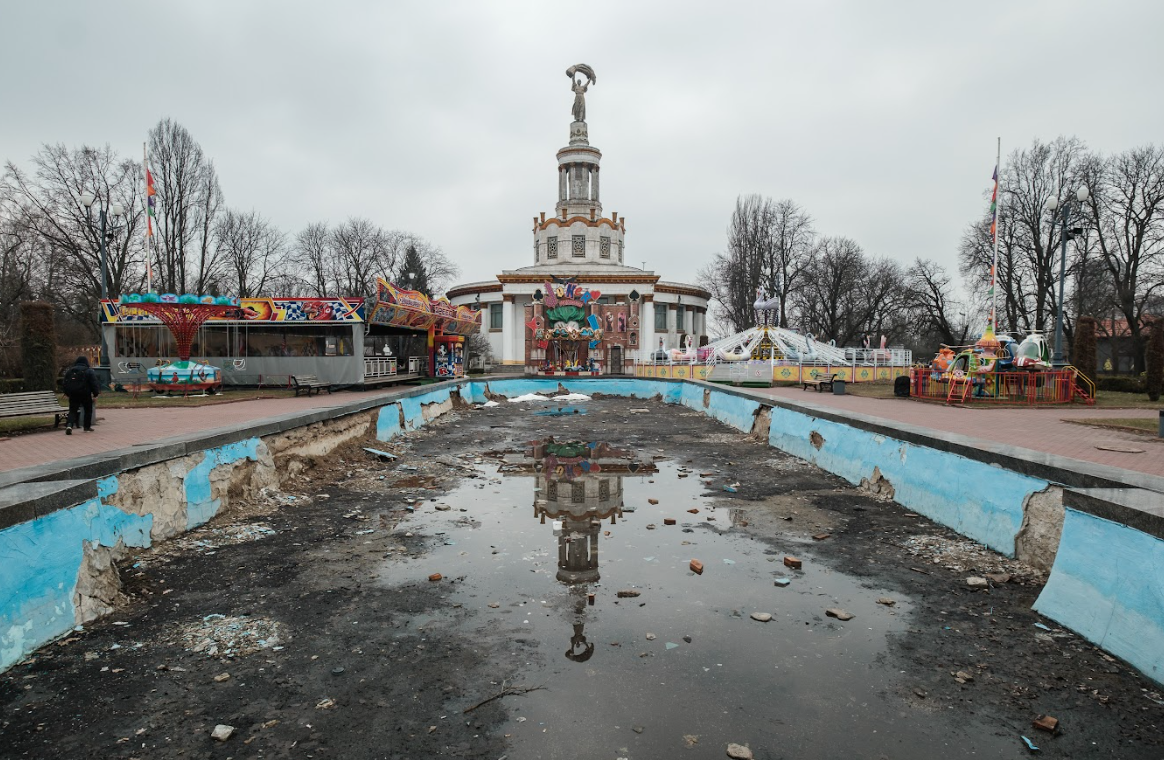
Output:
[1034, 508, 1164, 684]
[184, 439, 263, 530]
[766, 405, 1045, 556]
[376, 402, 403, 441]
[0, 491, 153, 672]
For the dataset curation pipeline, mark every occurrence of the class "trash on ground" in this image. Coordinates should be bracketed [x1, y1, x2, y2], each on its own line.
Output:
[363, 447, 397, 461]
[481, 400, 500, 408]
[1033, 622, 1051, 631]
[773, 578, 791, 587]
[1021, 735, 1040, 752]
[552, 392, 592, 401]
[722, 485, 738, 493]
[174, 615, 284, 658]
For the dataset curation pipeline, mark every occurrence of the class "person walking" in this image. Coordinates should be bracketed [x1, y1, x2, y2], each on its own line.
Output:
[61, 355, 100, 434]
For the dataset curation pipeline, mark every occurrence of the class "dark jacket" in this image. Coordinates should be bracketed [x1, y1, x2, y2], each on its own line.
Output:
[65, 356, 101, 398]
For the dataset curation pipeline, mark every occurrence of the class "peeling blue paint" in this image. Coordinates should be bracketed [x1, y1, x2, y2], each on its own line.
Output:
[700, 388, 760, 432]
[1034, 508, 1164, 683]
[376, 402, 403, 441]
[184, 439, 262, 530]
[96, 475, 118, 499]
[0, 497, 152, 672]
[399, 387, 452, 431]
[767, 405, 1042, 555]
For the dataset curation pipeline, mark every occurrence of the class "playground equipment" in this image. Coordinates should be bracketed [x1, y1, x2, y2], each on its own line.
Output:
[118, 293, 240, 394]
[669, 334, 697, 362]
[913, 328, 1093, 406]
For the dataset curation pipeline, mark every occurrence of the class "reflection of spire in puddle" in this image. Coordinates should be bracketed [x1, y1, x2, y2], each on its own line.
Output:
[503, 438, 658, 662]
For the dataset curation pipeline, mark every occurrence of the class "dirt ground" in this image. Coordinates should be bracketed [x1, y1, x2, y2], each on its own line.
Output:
[0, 396, 1161, 759]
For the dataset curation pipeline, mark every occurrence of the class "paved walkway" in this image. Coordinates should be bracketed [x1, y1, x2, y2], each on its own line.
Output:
[3, 380, 1161, 482]
[0, 388, 410, 474]
[751, 386, 1164, 478]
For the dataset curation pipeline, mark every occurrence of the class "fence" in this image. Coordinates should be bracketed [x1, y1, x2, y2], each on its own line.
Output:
[910, 368, 1085, 405]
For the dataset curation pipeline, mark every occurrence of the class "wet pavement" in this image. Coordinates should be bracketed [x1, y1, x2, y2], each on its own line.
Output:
[1, 396, 1161, 759]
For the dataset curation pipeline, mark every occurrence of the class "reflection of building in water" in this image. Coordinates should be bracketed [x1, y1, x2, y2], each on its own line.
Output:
[504, 438, 657, 662]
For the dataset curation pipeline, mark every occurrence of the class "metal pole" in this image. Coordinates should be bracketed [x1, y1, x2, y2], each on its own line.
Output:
[1052, 204, 1069, 366]
[96, 207, 112, 386]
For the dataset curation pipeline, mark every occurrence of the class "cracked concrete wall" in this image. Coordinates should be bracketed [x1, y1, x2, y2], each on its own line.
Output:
[74, 540, 128, 624]
[750, 405, 772, 440]
[1014, 486, 1064, 572]
[859, 466, 896, 501]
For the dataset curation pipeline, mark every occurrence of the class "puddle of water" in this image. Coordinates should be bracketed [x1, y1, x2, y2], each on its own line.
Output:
[382, 438, 1018, 759]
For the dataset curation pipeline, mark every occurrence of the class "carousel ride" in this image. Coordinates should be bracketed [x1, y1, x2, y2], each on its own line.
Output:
[117, 293, 242, 394]
[694, 289, 851, 365]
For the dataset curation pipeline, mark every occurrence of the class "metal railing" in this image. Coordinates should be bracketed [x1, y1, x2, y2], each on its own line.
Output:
[364, 357, 398, 378]
[910, 368, 1086, 405]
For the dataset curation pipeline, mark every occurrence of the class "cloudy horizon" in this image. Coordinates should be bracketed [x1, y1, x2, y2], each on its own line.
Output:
[3, 1, 1161, 297]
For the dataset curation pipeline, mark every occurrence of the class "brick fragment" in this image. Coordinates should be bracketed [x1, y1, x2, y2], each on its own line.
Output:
[689, 559, 704, 575]
[812, 533, 831, 540]
[783, 556, 802, 569]
[648, 498, 659, 505]
[1033, 715, 1058, 733]
[663, 518, 677, 525]
[428, 573, 443, 582]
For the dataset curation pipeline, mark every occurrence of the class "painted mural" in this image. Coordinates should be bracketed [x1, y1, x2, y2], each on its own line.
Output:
[101, 297, 365, 324]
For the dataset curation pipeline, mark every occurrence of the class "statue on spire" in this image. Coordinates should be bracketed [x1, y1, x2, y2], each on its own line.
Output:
[566, 64, 596, 123]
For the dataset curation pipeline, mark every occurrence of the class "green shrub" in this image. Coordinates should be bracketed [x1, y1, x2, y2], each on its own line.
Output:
[1147, 320, 1164, 402]
[19, 302, 57, 392]
[0, 378, 26, 394]
[1071, 316, 1097, 388]
[1096, 375, 1146, 394]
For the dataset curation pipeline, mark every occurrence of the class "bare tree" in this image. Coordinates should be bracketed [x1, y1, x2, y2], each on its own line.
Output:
[290, 222, 334, 297]
[214, 209, 288, 297]
[699, 195, 815, 333]
[905, 258, 966, 346]
[330, 217, 396, 296]
[149, 118, 223, 294]
[1080, 145, 1164, 373]
[2, 143, 146, 336]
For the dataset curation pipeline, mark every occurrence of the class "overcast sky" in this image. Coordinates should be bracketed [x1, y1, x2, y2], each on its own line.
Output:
[3, 1, 1162, 293]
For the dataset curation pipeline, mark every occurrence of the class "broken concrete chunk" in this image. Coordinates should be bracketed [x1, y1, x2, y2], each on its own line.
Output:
[966, 576, 989, 588]
[211, 725, 235, 742]
[812, 533, 831, 541]
[616, 589, 641, 598]
[1032, 715, 1059, 733]
[783, 556, 802, 569]
[953, 670, 975, 682]
[213, 672, 230, 683]
[986, 572, 1012, 584]
[825, 608, 854, 621]
[645, 633, 656, 640]
[689, 559, 705, 575]
[648, 498, 659, 505]
[773, 578, 791, 587]
[876, 597, 896, 606]
[726, 743, 754, 759]
[750, 612, 772, 622]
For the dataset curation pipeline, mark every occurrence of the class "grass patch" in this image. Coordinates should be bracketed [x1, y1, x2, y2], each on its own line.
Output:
[95, 388, 298, 408]
[1064, 417, 1159, 434]
[0, 416, 58, 436]
[1092, 391, 1164, 409]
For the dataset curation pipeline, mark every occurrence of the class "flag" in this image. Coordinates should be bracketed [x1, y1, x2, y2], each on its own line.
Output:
[146, 168, 156, 237]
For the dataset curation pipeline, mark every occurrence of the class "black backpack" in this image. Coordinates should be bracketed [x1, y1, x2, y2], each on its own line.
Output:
[893, 374, 911, 397]
[62, 365, 88, 395]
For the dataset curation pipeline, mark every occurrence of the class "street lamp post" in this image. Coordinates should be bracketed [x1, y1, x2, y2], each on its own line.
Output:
[1046, 186, 1089, 367]
[79, 191, 125, 388]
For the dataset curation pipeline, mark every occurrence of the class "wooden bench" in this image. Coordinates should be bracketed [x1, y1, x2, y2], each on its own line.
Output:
[801, 373, 838, 393]
[291, 375, 332, 397]
[0, 390, 69, 427]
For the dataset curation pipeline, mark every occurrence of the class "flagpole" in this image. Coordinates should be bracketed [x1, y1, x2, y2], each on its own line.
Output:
[143, 141, 152, 294]
[990, 137, 1001, 333]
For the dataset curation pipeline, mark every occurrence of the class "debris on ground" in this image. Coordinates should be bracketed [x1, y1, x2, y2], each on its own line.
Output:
[173, 615, 284, 657]
[825, 608, 854, 621]
[689, 560, 704, 575]
[726, 743, 754, 759]
[552, 393, 592, 401]
[168, 523, 276, 554]
[1021, 735, 1040, 752]
[876, 597, 896, 606]
[428, 573, 443, 582]
[1033, 715, 1059, 733]
[966, 576, 989, 588]
[750, 612, 772, 622]
[211, 725, 235, 741]
[363, 447, 397, 461]
[901, 534, 1043, 580]
[616, 589, 641, 598]
[773, 578, 791, 587]
[783, 556, 802, 569]
[952, 670, 975, 683]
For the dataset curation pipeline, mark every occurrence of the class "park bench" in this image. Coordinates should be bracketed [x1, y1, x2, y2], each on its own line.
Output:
[291, 375, 332, 397]
[801, 373, 838, 393]
[0, 390, 69, 427]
